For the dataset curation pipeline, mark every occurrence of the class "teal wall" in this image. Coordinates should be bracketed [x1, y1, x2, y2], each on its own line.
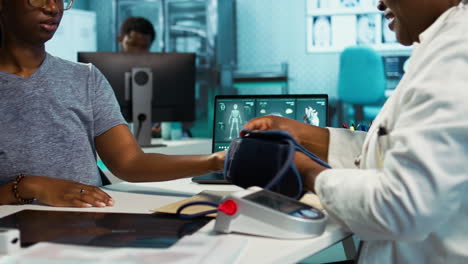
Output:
[73, 0, 114, 51]
[84, 0, 341, 98]
[236, 0, 340, 98]
[89, 1, 116, 51]
[73, 0, 90, 10]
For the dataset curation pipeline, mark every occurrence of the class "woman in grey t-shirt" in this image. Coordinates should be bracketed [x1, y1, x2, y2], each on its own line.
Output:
[0, 0, 225, 207]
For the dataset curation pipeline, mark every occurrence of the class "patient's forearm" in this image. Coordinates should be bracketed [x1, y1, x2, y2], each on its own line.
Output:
[111, 152, 223, 182]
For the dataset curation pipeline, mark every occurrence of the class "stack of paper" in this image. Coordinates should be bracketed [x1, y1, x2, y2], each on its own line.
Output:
[0, 234, 248, 264]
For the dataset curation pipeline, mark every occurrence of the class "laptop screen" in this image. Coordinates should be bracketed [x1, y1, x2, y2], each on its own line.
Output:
[212, 94, 328, 152]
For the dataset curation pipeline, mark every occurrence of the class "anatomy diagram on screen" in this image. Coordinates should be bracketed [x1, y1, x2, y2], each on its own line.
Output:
[303, 106, 320, 126]
[228, 104, 243, 139]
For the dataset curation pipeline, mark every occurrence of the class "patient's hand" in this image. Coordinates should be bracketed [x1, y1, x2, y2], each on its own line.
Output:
[23, 176, 114, 208]
[211, 150, 226, 172]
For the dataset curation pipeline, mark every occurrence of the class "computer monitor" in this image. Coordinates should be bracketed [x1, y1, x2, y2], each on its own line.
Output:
[77, 52, 196, 146]
[212, 94, 329, 152]
[383, 55, 410, 91]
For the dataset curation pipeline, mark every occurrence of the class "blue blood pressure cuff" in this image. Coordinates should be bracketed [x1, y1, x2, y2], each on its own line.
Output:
[224, 130, 331, 200]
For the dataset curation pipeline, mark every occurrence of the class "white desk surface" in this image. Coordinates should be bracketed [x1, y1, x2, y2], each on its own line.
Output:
[143, 138, 212, 155]
[0, 178, 351, 264]
[1, 139, 352, 263]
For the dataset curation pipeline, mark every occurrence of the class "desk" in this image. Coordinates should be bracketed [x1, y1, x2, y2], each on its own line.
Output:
[142, 138, 212, 155]
[2, 138, 355, 263]
[0, 178, 353, 264]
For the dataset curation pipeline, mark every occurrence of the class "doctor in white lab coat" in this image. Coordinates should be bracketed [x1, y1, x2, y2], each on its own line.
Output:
[243, 0, 468, 263]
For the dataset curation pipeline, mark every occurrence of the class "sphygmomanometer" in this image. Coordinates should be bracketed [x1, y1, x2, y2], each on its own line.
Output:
[224, 130, 331, 199]
[177, 187, 327, 239]
[176, 130, 330, 238]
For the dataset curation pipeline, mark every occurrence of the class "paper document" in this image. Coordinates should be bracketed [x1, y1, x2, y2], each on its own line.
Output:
[300, 192, 324, 210]
[0, 235, 248, 264]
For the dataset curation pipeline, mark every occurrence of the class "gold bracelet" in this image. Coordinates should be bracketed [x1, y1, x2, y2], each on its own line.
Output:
[12, 174, 35, 204]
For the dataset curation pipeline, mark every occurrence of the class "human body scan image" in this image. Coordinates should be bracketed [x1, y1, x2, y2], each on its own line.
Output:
[215, 100, 255, 142]
[256, 99, 296, 119]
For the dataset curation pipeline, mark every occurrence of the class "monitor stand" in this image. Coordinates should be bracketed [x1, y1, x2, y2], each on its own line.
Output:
[128, 68, 167, 148]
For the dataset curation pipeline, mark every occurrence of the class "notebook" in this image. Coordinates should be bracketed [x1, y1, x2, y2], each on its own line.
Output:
[192, 94, 329, 184]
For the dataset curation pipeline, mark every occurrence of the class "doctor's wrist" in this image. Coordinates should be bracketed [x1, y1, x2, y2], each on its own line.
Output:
[301, 165, 328, 194]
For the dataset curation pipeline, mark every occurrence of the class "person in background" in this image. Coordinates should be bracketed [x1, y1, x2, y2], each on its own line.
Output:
[118, 16, 192, 138]
[244, 0, 468, 263]
[118, 16, 162, 136]
[118, 16, 154, 53]
[0, 0, 224, 207]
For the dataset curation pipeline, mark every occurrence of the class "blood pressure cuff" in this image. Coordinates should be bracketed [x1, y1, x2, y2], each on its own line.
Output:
[224, 130, 331, 200]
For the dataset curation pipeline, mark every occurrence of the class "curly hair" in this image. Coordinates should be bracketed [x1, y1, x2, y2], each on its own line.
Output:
[119, 17, 156, 43]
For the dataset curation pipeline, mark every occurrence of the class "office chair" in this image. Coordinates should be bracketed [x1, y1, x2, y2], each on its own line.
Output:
[337, 46, 386, 126]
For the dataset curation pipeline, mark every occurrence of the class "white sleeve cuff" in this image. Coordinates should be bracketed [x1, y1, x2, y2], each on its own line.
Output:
[327, 127, 366, 168]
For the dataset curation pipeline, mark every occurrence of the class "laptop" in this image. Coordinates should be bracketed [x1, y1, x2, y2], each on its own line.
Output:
[192, 94, 329, 184]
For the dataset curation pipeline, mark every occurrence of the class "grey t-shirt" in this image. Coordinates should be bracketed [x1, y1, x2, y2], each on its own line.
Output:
[0, 54, 126, 186]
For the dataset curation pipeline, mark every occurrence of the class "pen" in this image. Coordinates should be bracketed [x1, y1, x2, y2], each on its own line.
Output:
[357, 123, 367, 131]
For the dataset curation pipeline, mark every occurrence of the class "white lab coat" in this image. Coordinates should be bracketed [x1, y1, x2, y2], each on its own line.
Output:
[315, 2, 468, 263]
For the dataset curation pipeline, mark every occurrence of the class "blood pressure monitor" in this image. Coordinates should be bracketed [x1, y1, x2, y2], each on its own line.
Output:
[214, 187, 327, 239]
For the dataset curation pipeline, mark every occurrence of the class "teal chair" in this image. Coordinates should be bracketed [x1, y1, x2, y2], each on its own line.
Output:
[337, 46, 386, 126]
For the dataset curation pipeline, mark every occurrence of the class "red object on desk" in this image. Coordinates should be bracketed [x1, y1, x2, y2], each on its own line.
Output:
[218, 200, 238, 216]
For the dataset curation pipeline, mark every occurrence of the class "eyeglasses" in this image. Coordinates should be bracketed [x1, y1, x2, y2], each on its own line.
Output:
[28, 0, 74, 11]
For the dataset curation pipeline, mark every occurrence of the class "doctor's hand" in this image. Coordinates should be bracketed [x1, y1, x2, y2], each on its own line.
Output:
[22, 176, 114, 208]
[241, 115, 304, 140]
[294, 151, 328, 193]
[243, 115, 330, 162]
